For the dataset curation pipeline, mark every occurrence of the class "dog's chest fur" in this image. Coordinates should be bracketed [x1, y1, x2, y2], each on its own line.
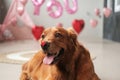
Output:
[30, 63, 74, 80]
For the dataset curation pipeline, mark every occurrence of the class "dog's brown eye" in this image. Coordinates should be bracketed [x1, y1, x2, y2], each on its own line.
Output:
[55, 33, 63, 38]
[41, 34, 45, 39]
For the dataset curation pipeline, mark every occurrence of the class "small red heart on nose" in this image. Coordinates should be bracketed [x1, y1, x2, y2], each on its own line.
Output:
[41, 41, 46, 47]
[32, 26, 44, 40]
[72, 19, 85, 34]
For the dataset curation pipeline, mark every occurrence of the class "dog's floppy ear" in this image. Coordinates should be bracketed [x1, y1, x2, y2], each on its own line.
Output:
[67, 28, 77, 46]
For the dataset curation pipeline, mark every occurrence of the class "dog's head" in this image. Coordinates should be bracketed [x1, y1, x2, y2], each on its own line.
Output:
[39, 27, 77, 65]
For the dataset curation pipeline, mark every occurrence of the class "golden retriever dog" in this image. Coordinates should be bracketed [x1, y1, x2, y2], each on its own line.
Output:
[20, 26, 100, 80]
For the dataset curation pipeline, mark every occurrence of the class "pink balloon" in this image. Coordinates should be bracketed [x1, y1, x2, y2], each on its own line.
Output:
[32, 0, 45, 15]
[57, 23, 63, 27]
[47, 0, 63, 18]
[90, 19, 98, 27]
[20, 0, 28, 6]
[17, 6, 24, 16]
[103, 8, 111, 18]
[64, 0, 78, 14]
[94, 8, 100, 16]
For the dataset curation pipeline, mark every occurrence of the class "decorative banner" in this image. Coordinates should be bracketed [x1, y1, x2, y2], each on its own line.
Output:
[72, 19, 85, 34]
[64, 0, 78, 14]
[47, 0, 63, 18]
[32, 26, 44, 40]
[103, 8, 111, 18]
[90, 19, 98, 27]
[32, 0, 45, 15]
[31, 0, 78, 18]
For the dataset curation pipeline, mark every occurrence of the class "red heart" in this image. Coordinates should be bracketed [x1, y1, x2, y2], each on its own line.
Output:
[72, 19, 85, 34]
[32, 26, 44, 40]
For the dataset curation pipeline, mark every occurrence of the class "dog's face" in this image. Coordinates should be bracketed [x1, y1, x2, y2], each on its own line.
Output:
[39, 27, 77, 65]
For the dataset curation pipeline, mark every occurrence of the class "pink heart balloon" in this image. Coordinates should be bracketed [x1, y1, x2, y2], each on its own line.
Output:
[103, 8, 111, 18]
[94, 8, 100, 16]
[57, 23, 63, 27]
[17, 6, 24, 16]
[90, 19, 98, 27]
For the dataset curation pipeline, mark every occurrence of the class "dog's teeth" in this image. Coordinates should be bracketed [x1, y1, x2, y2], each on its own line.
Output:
[55, 51, 59, 57]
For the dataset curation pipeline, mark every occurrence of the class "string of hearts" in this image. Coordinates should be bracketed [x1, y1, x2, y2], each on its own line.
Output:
[89, 7, 112, 27]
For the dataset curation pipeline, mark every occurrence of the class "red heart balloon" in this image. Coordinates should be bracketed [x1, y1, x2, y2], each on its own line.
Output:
[72, 19, 85, 34]
[32, 26, 44, 40]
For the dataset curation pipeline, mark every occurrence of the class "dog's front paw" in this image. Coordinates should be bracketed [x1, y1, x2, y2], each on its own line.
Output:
[20, 73, 29, 80]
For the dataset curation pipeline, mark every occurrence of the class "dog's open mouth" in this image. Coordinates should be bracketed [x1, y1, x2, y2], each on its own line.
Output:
[43, 48, 64, 65]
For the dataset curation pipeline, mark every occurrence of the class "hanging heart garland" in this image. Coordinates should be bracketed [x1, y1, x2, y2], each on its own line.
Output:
[72, 19, 85, 34]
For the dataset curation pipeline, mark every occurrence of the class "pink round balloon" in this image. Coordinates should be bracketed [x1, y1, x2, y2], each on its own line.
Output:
[103, 8, 111, 18]
[20, 0, 28, 6]
[32, 0, 45, 15]
[64, 0, 78, 14]
[90, 19, 98, 27]
[47, 0, 63, 18]
[17, 6, 24, 16]
[94, 8, 100, 16]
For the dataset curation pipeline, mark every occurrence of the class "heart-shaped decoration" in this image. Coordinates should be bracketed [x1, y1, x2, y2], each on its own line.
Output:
[32, 26, 44, 40]
[72, 19, 85, 34]
[103, 8, 111, 18]
[90, 19, 98, 27]
[94, 8, 100, 16]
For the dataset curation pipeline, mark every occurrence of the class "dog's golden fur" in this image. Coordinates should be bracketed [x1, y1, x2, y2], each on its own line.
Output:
[20, 27, 100, 80]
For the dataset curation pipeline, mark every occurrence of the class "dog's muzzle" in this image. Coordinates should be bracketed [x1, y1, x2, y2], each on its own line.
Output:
[41, 41, 50, 51]
[41, 41, 64, 65]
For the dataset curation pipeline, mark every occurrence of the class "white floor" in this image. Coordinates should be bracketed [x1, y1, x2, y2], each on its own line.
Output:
[0, 39, 120, 80]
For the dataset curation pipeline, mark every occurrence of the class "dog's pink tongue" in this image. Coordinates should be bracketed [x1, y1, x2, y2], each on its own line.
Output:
[43, 56, 55, 65]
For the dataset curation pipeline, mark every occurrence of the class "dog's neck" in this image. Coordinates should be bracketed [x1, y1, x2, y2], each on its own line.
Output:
[56, 50, 76, 80]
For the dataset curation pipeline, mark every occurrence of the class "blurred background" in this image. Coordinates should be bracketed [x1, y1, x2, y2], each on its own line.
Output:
[0, 0, 120, 80]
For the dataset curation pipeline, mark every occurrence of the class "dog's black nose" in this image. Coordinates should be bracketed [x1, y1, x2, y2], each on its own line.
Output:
[41, 41, 50, 51]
